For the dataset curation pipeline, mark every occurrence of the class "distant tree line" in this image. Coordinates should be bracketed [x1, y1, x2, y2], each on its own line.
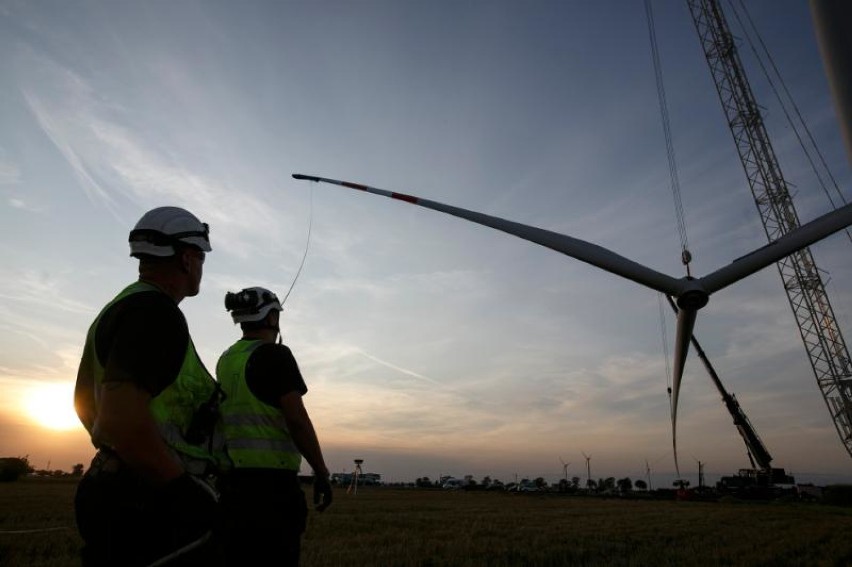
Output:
[406, 474, 651, 494]
[0, 456, 84, 482]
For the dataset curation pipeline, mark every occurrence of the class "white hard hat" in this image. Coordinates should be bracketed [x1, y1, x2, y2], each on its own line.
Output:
[129, 206, 211, 258]
[225, 287, 283, 324]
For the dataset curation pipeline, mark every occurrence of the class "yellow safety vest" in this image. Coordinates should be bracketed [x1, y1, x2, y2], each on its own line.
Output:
[80, 281, 224, 474]
[216, 339, 302, 470]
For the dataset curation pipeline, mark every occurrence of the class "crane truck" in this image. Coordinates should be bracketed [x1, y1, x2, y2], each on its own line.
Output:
[666, 297, 795, 496]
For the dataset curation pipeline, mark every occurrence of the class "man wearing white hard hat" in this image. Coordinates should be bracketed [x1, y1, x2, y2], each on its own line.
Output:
[74, 206, 225, 567]
[216, 286, 332, 567]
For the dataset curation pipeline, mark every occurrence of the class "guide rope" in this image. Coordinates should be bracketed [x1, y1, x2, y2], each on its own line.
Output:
[281, 182, 314, 305]
[0, 526, 71, 534]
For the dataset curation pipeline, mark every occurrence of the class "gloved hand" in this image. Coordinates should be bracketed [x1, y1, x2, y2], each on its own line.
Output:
[313, 474, 333, 512]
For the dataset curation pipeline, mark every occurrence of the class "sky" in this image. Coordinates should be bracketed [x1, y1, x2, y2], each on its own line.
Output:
[1, 0, 851, 488]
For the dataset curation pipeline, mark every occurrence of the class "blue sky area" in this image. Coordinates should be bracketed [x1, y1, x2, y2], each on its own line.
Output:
[1, 1, 850, 486]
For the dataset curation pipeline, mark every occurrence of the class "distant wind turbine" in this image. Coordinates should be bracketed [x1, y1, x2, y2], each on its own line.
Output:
[292, 173, 852, 458]
[645, 459, 652, 491]
[559, 457, 571, 482]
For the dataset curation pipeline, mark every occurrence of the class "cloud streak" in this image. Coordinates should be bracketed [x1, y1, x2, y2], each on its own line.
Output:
[353, 347, 446, 388]
[0, 159, 21, 185]
[16, 45, 302, 260]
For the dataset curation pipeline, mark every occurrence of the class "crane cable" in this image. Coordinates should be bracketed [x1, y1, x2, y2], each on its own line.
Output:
[646, 0, 686, 478]
[644, 0, 692, 275]
[727, 0, 852, 245]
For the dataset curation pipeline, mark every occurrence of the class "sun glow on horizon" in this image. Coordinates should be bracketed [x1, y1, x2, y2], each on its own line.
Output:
[23, 382, 80, 431]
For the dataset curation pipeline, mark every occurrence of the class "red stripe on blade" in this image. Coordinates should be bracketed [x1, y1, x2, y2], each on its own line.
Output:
[391, 192, 418, 204]
[342, 182, 370, 191]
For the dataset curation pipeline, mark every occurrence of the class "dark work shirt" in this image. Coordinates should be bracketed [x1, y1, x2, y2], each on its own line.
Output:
[95, 290, 189, 397]
[244, 342, 307, 408]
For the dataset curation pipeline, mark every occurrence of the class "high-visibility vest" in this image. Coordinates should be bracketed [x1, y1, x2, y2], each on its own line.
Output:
[216, 339, 302, 470]
[81, 281, 223, 474]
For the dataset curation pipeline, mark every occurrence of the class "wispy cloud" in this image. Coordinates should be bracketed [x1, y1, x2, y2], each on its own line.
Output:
[17, 45, 294, 258]
[0, 268, 95, 315]
[22, 89, 120, 217]
[353, 347, 446, 388]
[8, 198, 42, 212]
[0, 160, 21, 185]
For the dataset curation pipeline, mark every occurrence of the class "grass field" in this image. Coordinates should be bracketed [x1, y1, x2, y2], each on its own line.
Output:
[4, 478, 852, 566]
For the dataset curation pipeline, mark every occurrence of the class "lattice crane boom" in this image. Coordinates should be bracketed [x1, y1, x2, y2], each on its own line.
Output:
[686, 0, 852, 456]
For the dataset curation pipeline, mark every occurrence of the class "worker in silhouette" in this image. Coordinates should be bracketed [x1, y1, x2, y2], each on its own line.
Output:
[217, 286, 332, 566]
[74, 206, 225, 567]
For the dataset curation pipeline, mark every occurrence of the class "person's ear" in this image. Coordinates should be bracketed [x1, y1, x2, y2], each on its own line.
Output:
[178, 248, 193, 273]
[267, 310, 279, 327]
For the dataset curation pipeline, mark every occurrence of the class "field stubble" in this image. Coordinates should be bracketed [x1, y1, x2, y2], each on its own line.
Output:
[3, 479, 852, 566]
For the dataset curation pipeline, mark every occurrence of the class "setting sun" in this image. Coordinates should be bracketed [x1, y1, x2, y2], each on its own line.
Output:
[24, 382, 80, 431]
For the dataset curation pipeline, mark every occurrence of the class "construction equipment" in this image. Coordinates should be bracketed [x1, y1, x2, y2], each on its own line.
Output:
[291, 3, 852, 487]
[665, 296, 795, 492]
[687, 0, 852, 459]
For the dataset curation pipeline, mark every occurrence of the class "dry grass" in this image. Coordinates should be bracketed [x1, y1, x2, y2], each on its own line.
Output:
[303, 488, 852, 566]
[4, 479, 852, 566]
[0, 477, 79, 567]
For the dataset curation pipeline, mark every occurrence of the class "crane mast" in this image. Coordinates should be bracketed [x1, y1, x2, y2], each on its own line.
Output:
[686, 0, 852, 456]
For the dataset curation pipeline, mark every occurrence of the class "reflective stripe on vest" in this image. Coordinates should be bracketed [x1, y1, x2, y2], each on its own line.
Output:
[216, 339, 302, 470]
[82, 281, 224, 473]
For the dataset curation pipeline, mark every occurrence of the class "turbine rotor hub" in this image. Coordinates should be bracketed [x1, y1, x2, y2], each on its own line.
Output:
[677, 288, 709, 311]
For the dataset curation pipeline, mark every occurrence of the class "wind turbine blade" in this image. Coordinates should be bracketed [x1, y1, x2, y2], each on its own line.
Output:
[293, 174, 683, 296]
[700, 202, 852, 294]
[670, 306, 697, 423]
[669, 305, 697, 477]
[673, 435, 680, 479]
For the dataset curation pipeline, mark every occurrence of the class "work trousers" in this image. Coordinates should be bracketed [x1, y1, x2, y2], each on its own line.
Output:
[74, 454, 223, 567]
[220, 469, 308, 567]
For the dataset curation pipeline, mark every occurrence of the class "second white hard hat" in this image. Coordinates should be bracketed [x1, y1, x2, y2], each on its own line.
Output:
[225, 287, 283, 324]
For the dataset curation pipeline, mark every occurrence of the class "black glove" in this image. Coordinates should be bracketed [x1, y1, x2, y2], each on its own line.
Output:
[313, 475, 333, 512]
